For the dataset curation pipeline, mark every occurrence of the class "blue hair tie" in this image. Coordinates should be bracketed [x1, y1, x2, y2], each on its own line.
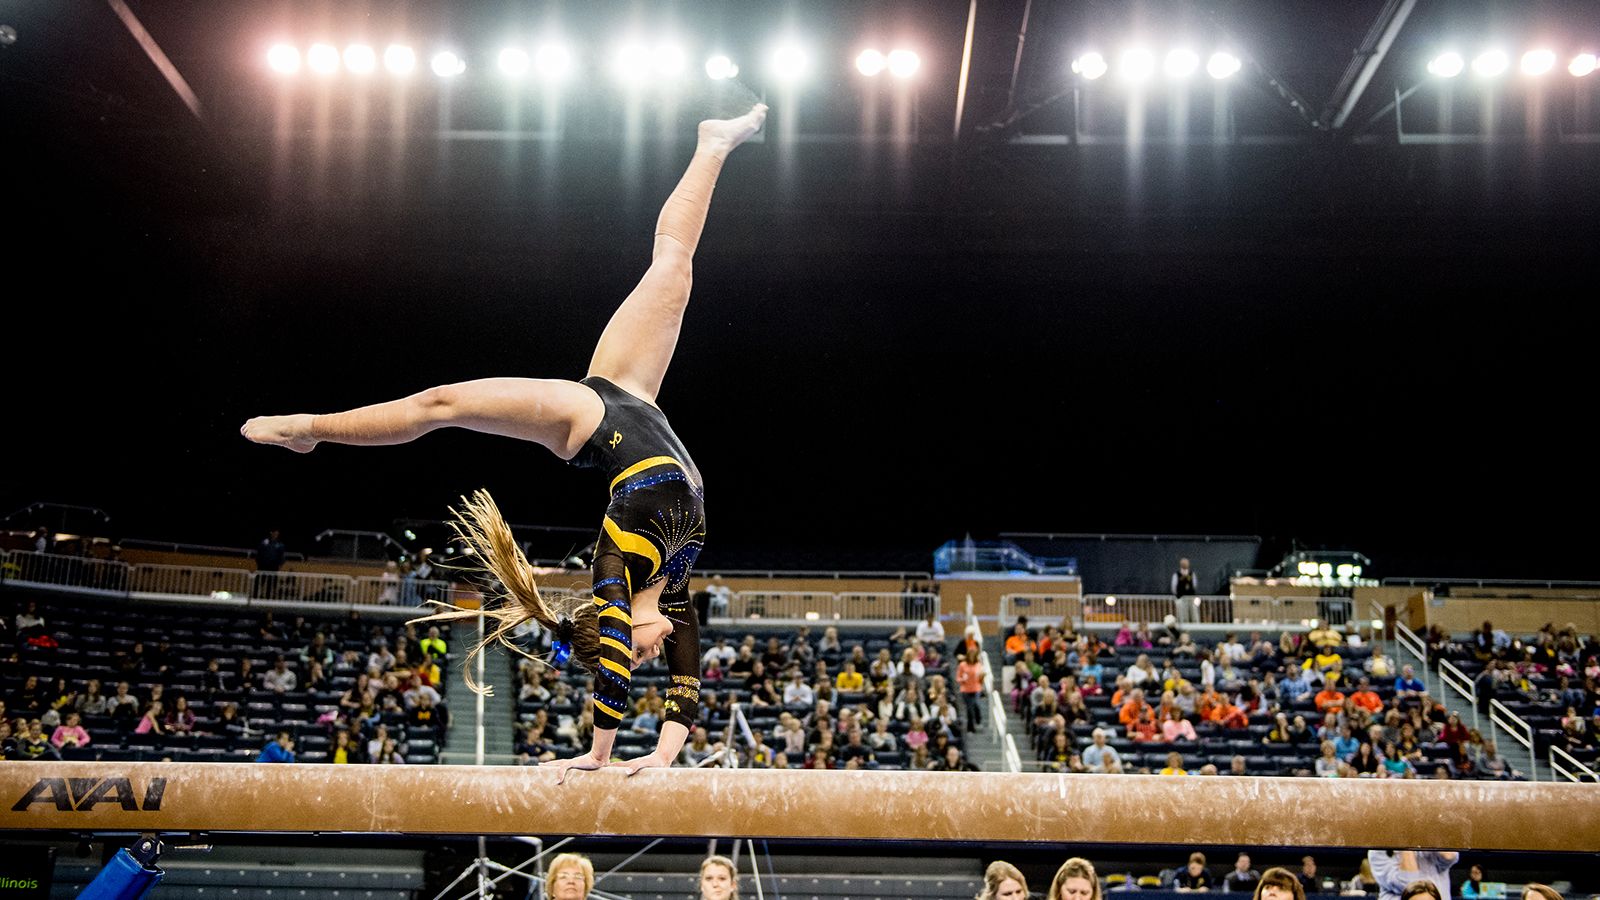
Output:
[550, 639, 573, 668]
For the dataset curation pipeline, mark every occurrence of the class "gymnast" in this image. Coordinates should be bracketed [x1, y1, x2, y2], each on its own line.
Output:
[241, 101, 768, 780]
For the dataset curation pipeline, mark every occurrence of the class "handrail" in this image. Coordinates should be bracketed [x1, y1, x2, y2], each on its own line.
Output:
[1436, 658, 1480, 734]
[1393, 619, 1429, 667]
[1383, 576, 1600, 589]
[1489, 698, 1540, 783]
[1002, 733, 1022, 773]
[1001, 531, 1263, 543]
[701, 569, 933, 580]
[1549, 745, 1598, 783]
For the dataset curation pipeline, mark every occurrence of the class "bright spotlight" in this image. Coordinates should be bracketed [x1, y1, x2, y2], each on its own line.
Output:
[653, 43, 687, 77]
[1206, 51, 1241, 79]
[498, 47, 530, 77]
[307, 43, 340, 74]
[612, 43, 652, 83]
[1571, 53, 1598, 77]
[1119, 48, 1155, 82]
[1104, 595, 1117, 606]
[1520, 49, 1556, 76]
[1427, 51, 1464, 78]
[1472, 50, 1509, 77]
[705, 54, 739, 80]
[534, 42, 573, 80]
[384, 44, 416, 75]
[266, 44, 300, 74]
[1164, 48, 1199, 79]
[1071, 52, 1108, 80]
[343, 44, 376, 74]
[431, 50, 465, 78]
[769, 42, 810, 83]
[856, 49, 886, 77]
[887, 49, 921, 78]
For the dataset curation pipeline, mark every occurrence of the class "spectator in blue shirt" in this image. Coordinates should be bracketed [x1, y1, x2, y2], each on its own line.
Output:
[1280, 668, 1313, 703]
[1394, 666, 1426, 698]
[1333, 724, 1360, 762]
[256, 731, 296, 763]
[1366, 850, 1456, 900]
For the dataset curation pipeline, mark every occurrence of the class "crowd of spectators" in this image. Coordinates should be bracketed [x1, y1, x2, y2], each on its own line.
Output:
[511, 612, 981, 771]
[1, 596, 452, 764]
[1006, 613, 1548, 779]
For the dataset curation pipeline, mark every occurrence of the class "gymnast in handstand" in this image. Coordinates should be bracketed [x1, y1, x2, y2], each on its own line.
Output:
[241, 102, 767, 780]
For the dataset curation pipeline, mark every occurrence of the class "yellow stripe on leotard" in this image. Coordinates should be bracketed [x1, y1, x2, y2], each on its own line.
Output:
[608, 455, 685, 495]
[602, 516, 662, 580]
[599, 656, 632, 679]
[599, 636, 631, 657]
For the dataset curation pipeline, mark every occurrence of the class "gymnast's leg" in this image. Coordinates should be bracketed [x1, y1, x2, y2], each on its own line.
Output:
[586, 103, 767, 404]
[240, 377, 604, 460]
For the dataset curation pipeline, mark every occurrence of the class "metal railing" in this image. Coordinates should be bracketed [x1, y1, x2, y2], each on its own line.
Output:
[1000, 592, 1353, 630]
[934, 541, 1078, 577]
[1002, 733, 1023, 773]
[0, 549, 456, 617]
[1489, 699, 1540, 783]
[1436, 658, 1480, 734]
[1550, 745, 1598, 783]
[1383, 576, 1600, 590]
[721, 590, 940, 623]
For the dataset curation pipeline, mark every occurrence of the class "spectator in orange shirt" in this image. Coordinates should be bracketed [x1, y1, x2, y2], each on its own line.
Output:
[956, 650, 985, 733]
[1118, 688, 1149, 727]
[1004, 623, 1036, 660]
[1349, 677, 1383, 714]
[1314, 685, 1347, 714]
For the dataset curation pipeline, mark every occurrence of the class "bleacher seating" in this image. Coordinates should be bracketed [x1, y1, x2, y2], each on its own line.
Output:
[2, 593, 451, 764]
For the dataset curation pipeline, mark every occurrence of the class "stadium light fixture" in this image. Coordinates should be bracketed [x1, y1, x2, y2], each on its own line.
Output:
[267, 44, 300, 74]
[612, 42, 652, 83]
[431, 50, 465, 78]
[768, 42, 811, 83]
[1427, 51, 1464, 78]
[652, 43, 687, 77]
[383, 44, 416, 75]
[498, 47, 530, 77]
[705, 54, 739, 80]
[306, 43, 340, 74]
[1471, 49, 1509, 77]
[1071, 52, 1108, 80]
[1164, 48, 1199, 79]
[1206, 51, 1241, 79]
[856, 49, 886, 77]
[887, 49, 921, 79]
[1119, 47, 1155, 83]
[1571, 53, 1598, 77]
[534, 42, 573, 80]
[343, 44, 376, 74]
[1520, 49, 1556, 76]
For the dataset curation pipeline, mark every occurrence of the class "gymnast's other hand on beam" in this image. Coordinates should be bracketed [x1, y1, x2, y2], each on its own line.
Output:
[612, 751, 671, 775]
[544, 752, 607, 784]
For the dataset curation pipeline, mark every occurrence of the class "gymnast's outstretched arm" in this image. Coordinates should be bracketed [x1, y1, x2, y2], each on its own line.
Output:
[241, 377, 603, 460]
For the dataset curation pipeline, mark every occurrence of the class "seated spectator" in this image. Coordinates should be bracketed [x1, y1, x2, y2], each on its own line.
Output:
[903, 718, 930, 753]
[1315, 740, 1343, 777]
[1287, 715, 1315, 746]
[1347, 740, 1381, 776]
[373, 737, 405, 764]
[1281, 668, 1314, 704]
[838, 729, 876, 768]
[1263, 713, 1294, 746]
[916, 612, 946, 646]
[409, 692, 447, 737]
[1223, 856, 1261, 894]
[13, 721, 61, 760]
[1160, 751, 1189, 777]
[1314, 684, 1347, 714]
[783, 672, 814, 709]
[165, 696, 197, 734]
[330, 729, 368, 764]
[1296, 858, 1320, 895]
[403, 674, 441, 709]
[680, 727, 721, 766]
[1473, 739, 1517, 780]
[257, 731, 296, 763]
[1005, 623, 1036, 660]
[865, 717, 897, 752]
[1126, 654, 1157, 688]
[803, 747, 833, 770]
[1129, 708, 1162, 743]
[836, 661, 865, 692]
[51, 711, 91, 750]
[1394, 666, 1426, 698]
[1349, 678, 1383, 714]
[134, 701, 167, 738]
[1048, 858, 1099, 900]
[1081, 728, 1124, 774]
[1118, 689, 1150, 727]
[1307, 619, 1344, 650]
[1380, 742, 1414, 778]
[1254, 867, 1306, 900]
[1365, 647, 1396, 679]
[1173, 852, 1211, 889]
[1161, 711, 1198, 742]
[929, 745, 977, 771]
[1228, 755, 1249, 777]
[1334, 724, 1360, 761]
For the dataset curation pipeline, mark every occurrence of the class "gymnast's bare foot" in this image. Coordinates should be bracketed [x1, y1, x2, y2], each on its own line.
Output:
[698, 103, 767, 156]
[241, 414, 319, 453]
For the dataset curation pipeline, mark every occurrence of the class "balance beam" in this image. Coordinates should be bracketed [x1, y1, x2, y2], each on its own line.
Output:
[2, 763, 1596, 851]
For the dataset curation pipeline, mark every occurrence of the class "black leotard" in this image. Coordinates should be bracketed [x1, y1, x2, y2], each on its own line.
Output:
[569, 376, 705, 731]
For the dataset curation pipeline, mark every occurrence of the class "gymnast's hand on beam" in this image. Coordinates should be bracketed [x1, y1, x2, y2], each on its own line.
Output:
[612, 751, 671, 775]
[544, 752, 607, 784]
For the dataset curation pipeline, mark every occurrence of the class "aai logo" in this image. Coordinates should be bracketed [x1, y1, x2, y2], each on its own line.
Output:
[11, 777, 166, 812]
